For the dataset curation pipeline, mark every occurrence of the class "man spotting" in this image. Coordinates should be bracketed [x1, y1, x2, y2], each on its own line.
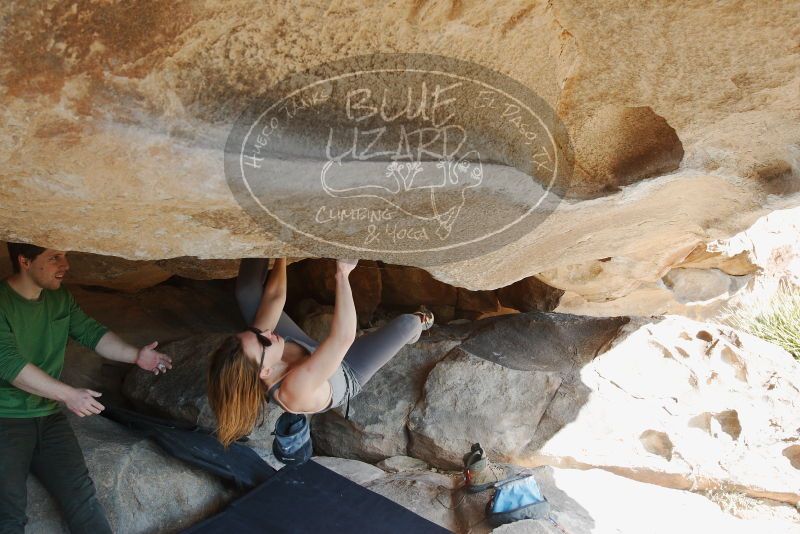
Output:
[0, 243, 173, 533]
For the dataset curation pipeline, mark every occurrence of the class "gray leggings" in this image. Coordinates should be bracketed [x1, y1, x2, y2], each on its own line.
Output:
[236, 258, 422, 387]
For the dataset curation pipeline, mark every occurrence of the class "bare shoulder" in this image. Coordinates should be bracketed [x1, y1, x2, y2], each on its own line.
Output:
[276, 377, 332, 413]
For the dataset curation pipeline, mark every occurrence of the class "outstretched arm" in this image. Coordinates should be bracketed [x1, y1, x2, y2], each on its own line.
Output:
[95, 332, 172, 375]
[252, 258, 287, 332]
[280, 259, 357, 407]
[66, 291, 172, 375]
[12, 364, 106, 417]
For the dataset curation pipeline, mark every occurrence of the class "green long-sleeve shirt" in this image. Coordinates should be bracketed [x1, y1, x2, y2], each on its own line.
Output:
[0, 280, 109, 418]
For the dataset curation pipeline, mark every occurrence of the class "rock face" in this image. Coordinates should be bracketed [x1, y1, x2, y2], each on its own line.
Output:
[316, 311, 800, 506]
[556, 205, 800, 318]
[288, 259, 383, 323]
[568, 235, 767, 319]
[1, 0, 797, 305]
[408, 348, 563, 467]
[2, 242, 241, 292]
[26, 413, 234, 534]
[290, 262, 511, 324]
[121, 333, 280, 447]
[496, 276, 564, 313]
[487, 467, 796, 534]
[312, 327, 467, 462]
[407, 313, 629, 467]
[122, 334, 228, 428]
[532, 316, 800, 505]
[571, 105, 684, 196]
[64, 252, 173, 292]
[312, 312, 626, 463]
[318, 457, 798, 534]
[103, 293, 800, 519]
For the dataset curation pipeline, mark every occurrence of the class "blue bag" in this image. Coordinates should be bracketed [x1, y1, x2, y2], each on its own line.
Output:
[486, 473, 550, 527]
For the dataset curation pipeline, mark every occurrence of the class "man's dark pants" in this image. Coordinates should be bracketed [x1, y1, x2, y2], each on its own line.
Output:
[0, 412, 112, 533]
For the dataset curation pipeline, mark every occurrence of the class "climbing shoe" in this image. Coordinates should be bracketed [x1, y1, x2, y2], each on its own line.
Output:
[414, 305, 435, 330]
[462, 442, 508, 493]
[408, 306, 434, 344]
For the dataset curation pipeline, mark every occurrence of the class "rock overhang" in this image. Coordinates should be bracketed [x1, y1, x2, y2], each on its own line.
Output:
[0, 0, 797, 297]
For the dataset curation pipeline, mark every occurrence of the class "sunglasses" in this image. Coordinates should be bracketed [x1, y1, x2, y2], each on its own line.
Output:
[246, 327, 272, 371]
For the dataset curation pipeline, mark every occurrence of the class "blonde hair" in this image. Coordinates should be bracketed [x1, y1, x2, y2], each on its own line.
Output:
[207, 335, 267, 447]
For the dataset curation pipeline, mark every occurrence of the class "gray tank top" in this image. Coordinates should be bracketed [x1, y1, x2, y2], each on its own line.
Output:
[266, 335, 355, 414]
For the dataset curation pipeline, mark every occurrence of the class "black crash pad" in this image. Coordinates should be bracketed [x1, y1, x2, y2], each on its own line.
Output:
[101, 405, 275, 490]
[183, 460, 451, 534]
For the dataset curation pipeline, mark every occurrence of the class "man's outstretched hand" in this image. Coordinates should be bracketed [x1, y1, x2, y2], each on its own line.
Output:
[135, 341, 172, 375]
[64, 388, 104, 417]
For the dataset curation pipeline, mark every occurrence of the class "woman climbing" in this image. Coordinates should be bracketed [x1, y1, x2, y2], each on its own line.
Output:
[207, 258, 433, 448]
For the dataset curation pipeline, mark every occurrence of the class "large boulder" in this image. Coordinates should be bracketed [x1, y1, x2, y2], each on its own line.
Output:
[408, 347, 564, 468]
[312, 327, 466, 462]
[58, 282, 245, 408]
[26, 413, 234, 534]
[313, 312, 626, 463]
[1, 1, 798, 305]
[531, 317, 800, 505]
[122, 333, 229, 430]
[407, 313, 628, 467]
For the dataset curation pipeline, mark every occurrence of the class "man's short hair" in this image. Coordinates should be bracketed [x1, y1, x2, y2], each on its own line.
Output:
[6, 242, 46, 273]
